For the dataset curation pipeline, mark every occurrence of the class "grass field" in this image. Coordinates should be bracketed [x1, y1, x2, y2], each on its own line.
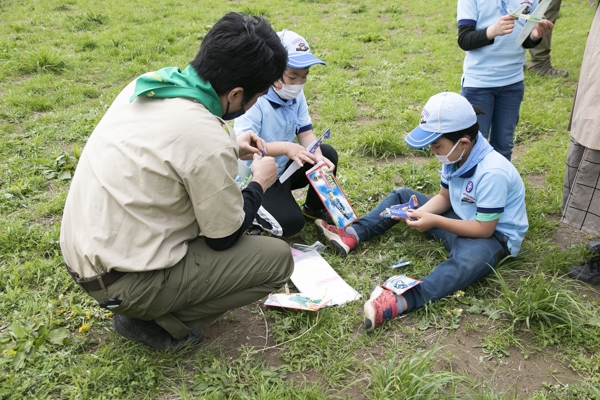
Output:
[1, 0, 600, 398]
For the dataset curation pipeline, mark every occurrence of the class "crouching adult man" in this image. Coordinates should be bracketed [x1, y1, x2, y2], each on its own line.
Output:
[59, 13, 294, 350]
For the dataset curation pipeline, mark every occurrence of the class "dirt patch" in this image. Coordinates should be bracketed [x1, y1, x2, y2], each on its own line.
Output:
[525, 174, 546, 189]
[548, 215, 593, 251]
[199, 305, 584, 399]
[423, 314, 580, 398]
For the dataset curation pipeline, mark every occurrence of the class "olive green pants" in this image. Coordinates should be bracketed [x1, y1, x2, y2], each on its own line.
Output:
[527, 0, 562, 67]
[88, 236, 294, 339]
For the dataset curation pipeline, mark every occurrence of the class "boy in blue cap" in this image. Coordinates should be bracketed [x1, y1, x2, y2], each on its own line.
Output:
[234, 30, 338, 238]
[315, 92, 528, 330]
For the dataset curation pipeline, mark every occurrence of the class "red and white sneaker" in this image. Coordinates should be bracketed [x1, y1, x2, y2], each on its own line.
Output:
[314, 219, 358, 256]
[363, 286, 401, 331]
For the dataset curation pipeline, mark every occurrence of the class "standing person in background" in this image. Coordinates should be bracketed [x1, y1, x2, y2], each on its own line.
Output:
[562, 1, 600, 285]
[526, 0, 569, 77]
[457, 0, 554, 161]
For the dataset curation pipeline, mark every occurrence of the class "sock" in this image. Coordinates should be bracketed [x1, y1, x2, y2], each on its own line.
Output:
[345, 226, 360, 243]
[395, 295, 407, 314]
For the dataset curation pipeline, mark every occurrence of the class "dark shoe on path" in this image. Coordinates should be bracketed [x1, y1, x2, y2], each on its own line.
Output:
[587, 241, 600, 254]
[112, 314, 203, 351]
[526, 61, 568, 77]
[567, 256, 600, 285]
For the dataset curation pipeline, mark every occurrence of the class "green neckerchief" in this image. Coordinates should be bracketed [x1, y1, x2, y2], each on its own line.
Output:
[129, 65, 223, 117]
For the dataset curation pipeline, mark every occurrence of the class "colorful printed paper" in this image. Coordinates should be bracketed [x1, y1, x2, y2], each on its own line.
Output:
[382, 275, 422, 296]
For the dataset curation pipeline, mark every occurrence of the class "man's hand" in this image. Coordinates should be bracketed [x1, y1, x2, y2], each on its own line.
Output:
[487, 15, 516, 40]
[237, 131, 267, 160]
[530, 20, 554, 41]
[250, 153, 278, 192]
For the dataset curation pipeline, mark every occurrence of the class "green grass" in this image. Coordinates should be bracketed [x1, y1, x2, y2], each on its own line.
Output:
[1, 0, 600, 398]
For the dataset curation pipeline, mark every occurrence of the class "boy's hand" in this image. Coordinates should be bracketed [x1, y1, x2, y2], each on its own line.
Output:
[286, 143, 317, 167]
[315, 155, 335, 172]
[487, 15, 516, 40]
[250, 154, 278, 192]
[404, 210, 440, 232]
[237, 131, 267, 160]
[530, 20, 554, 41]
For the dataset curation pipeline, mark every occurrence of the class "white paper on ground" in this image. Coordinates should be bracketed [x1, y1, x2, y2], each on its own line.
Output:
[289, 248, 361, 306]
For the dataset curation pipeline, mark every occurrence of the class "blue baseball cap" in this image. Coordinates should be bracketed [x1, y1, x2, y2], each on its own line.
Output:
[278, 30, 326, 69]
[405, 92, 477, 149]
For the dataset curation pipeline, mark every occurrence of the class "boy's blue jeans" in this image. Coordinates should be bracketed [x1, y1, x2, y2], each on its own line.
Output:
[351, 188, 509, 312]
[461, 81, 524, 161]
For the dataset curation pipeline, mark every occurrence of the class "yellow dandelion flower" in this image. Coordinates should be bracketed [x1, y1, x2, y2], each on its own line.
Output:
[78, 324, 90, 333]
[2, 348, 17, 357]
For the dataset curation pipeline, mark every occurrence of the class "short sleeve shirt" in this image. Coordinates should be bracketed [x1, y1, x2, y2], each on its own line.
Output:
[441, 150, 528, 255]
[457, 0, 538, 88]
[233, 88, 312, 176]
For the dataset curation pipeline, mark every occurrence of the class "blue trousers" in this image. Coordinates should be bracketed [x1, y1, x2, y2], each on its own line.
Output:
[461, 81, 524, 161]
[351, 188, 509, 312]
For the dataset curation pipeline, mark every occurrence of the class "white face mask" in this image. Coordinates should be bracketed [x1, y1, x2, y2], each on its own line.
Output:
[274, 81, 304, 100]
[435, 140, 465, 165]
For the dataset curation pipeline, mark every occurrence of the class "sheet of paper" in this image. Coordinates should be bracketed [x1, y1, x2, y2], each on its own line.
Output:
[289, 249, 361, 306]
[264, 293, 331, 311]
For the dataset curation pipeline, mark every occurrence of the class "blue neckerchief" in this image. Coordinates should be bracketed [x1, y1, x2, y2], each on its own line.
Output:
[440, 132, 494, 181]
[263, 87, 301, 129]
[497, 0, 508, 14]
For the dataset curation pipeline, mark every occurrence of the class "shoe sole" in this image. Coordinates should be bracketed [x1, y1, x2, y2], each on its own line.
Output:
[314, 220, 350, 256]
[363, 286, 384, 331]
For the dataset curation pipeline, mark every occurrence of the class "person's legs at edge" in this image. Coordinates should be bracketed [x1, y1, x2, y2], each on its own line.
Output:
[526, 0, 568, 77]
[488, 81, 524, 161]
[461, 86, 494, 142]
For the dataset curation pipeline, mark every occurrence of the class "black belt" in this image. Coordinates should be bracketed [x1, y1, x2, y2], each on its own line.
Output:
[65, 264, 127, 292]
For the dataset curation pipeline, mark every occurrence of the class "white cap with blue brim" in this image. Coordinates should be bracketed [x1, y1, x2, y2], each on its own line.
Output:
[278, 29, 326, 69]
[405, 92, 477, 149]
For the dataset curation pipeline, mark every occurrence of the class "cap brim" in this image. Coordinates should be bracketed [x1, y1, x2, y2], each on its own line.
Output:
[404, 125, 443, 149]
[288, 54, 326, 69]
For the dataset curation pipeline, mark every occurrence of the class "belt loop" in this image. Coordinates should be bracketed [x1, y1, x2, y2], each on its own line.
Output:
[97, 276, 108, 295]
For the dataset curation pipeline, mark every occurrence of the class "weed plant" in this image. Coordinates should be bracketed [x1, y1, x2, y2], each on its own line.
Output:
[1, 0, 599, 398]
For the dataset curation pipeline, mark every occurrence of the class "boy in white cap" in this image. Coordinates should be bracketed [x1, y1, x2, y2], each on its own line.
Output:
[315, 92, 528, 331]
[234, 30, 338, 238]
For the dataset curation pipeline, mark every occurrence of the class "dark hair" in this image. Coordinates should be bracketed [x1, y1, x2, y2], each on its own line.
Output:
[190, 13, 287, 101]
[443, 105, 485, 144]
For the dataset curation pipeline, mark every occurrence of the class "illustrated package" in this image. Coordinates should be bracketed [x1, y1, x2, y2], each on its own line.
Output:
[305, 161, 357, 228]
[381, 275, 422, 296]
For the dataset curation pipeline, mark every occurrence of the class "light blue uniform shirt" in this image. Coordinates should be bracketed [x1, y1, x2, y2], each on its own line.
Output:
[234, 88, 313, 177]
[457, 0, 538, 88]
[441, 150, 528, 256]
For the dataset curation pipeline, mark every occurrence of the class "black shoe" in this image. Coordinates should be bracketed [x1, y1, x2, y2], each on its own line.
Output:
[567, 256, 600, 285]
[587, 241, 600, 254]
[302, 204, 333, 225]
[246, 225, 265, 236]
[112, 314, 203, 351]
